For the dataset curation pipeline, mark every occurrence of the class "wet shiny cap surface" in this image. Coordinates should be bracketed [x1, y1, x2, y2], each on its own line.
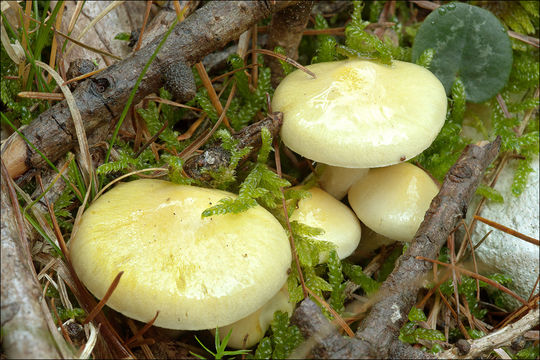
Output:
[69, 179, 291, 330]
[272, 59, 447, 168]
[348, 163, 439, 242]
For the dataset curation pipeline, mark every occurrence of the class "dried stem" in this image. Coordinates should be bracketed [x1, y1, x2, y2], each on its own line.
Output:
[438, 307, 539, 359]
[266, 1, 313, 86]
[1, 160, 67, 359]
[473, 215, 540, 246]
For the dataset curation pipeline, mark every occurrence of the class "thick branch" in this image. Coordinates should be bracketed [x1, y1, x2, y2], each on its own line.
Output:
[292, 138, 502, 359]
[1, 166, 62, 359]
[2, 1, 296, 179]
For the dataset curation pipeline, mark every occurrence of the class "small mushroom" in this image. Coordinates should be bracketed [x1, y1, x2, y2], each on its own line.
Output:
[289, 187, 361, 262]
[316, 164, 369, 200]
[348, 163, 440, 242]
[69, 179, 291, 330]
[272, 59, 447, 169]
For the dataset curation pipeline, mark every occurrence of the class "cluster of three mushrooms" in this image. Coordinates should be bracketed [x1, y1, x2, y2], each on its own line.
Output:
[272, 58, 447, 250]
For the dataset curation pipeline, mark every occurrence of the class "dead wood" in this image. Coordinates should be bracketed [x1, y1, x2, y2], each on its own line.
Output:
[139, 1, 200, 49]
[266, 1, 313, 86]
[183, 112, 283, 182]
[57, 1, 147, 69]
[2, 1, 297, 180]
[291, 137, 502, 359]
[439, 307, 539, 359]
[1, 162, 64, 359]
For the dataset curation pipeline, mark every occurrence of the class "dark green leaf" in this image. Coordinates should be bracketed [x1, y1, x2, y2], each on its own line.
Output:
[399, 322, 418, 344]
[412, 2, 513, 103]
[414, 328, 446, 342]
[408, 307, 427, 322]
[467, 328, 485, 339]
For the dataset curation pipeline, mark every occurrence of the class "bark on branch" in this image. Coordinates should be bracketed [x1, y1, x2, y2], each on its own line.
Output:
[2, 1, 297, 179]
[439, 307, 539, 359]
[266, 1, 313, 86]
[1, 163, 63, 359]
[292, 138, 502, 359]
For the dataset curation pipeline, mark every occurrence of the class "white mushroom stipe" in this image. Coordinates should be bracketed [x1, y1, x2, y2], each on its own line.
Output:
[69, 179, 291, 330]
[317, 164, 369, 200]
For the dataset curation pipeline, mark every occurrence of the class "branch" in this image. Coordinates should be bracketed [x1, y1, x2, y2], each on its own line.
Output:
[266, 1, 313, 86]
[1, 162, 65, 359]
[2, 1, 297, 179]
[356, 138, 502, 354]
[291, 138, 502, 358]
[438, 307, 539, 359]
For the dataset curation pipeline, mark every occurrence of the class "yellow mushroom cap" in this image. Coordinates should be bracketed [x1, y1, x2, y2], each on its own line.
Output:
[348, 163, 439, 242]
[272, 59, 447, 168]
[290, 187, 361, 262]
[69, 179, 291, 330]
[317, 164, 369, 200]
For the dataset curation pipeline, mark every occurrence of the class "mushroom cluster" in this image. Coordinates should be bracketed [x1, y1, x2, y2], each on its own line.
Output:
[70, 57, 448, 351]
[216, 185, 362, 348]
[70, 178, 360, 350]
[272, 58, 446, 252]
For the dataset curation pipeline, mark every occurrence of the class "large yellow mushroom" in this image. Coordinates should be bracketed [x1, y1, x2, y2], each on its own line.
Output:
[272, 59, 447, 198]
[69, 179, 291, 331]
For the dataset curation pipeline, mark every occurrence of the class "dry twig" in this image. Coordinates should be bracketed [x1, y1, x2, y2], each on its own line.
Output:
[1, 161, 68, 359]
[438, 306, 539, 359]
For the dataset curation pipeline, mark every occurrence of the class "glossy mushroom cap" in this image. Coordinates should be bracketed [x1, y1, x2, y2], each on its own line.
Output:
[272, 59, 447, 168]
[290, 187, 361, 262]
[348, 163, 439, 242]
[69, 179, 291, 330]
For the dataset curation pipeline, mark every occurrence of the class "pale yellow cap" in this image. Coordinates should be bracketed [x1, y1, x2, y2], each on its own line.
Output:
[317, 164, 369, 200]
[348, 163, 439, 242]
[290, 187, 361, 262]
[272, 59, 447, 168]
[69, 179, 291, 330]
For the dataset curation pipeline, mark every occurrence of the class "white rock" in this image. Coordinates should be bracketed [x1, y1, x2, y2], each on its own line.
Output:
[471, 156, 539, 309]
